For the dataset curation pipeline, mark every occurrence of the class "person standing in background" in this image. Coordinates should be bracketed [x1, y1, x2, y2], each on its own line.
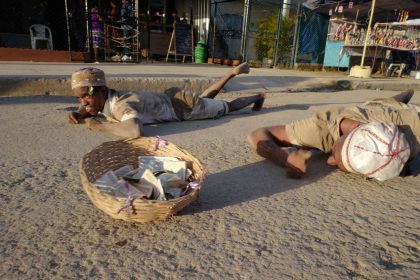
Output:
[91, 2, 104, 61]
[108, 0, 121, 60]
[120, 0, 133, 61]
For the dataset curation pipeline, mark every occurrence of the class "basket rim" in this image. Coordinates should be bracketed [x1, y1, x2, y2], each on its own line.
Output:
[80, 137, 205, 205]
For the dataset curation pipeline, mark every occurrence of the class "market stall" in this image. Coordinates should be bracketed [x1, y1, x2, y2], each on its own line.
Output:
[342, 19, 420, 75]
[307, 0, 420, 75]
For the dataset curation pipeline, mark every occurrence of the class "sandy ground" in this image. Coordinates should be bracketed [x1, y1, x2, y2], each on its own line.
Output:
[0, 89, 419, 279]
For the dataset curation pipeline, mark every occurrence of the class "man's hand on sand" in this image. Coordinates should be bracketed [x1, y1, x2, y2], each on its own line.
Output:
[285, 149, 312, 178]
[68, 112, 81, 124]
[85, 118, 102, 131]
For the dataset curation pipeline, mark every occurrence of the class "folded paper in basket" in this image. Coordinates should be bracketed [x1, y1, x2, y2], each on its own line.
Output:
[138, 156, 187, 180]
[93, 156, 192, 201]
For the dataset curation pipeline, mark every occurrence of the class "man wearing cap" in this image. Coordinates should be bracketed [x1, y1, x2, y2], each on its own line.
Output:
[247, 90, 420, 181]
[68, 65, 265, 138]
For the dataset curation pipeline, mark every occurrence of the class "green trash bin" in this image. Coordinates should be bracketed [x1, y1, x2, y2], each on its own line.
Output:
[194, 41, 207, 64]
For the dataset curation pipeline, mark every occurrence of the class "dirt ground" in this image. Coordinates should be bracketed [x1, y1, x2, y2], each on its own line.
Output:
[0, 89, 419, 279]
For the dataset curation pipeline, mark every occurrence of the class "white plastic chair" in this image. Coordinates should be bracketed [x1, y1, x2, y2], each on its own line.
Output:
[386, 63, 406, 77]
[29, 24, 53, 50]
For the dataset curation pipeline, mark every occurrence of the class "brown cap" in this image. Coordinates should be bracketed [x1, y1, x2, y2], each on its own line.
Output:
[71, 67, 106, 89]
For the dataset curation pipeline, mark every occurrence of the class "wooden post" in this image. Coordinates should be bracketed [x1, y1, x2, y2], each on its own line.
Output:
[166, 31, 176, 62]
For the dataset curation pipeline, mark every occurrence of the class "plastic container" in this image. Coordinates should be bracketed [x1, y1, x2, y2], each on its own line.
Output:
[194, 41, 207, 64]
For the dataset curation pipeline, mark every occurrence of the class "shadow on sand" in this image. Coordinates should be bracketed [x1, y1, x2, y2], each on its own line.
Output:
[181, 151, 336, 214]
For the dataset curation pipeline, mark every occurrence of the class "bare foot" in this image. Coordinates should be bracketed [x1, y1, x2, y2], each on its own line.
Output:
[232, 62, 250, 75]
[402, 89, 414, 103]
[285, 149, 312, 178]
[394, 89, 414, 104]
[252, 92, 266, 111]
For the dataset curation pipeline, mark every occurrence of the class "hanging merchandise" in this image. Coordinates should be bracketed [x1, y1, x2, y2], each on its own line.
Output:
[396, 10, 410, 22]
[403, 10, 409, 22]
[333, 22, 355, 41]
[338, 5, 343, 13]
[349, 1, 354, 9]
[345, 22, 420, 51]
[329, 9, 333, 16]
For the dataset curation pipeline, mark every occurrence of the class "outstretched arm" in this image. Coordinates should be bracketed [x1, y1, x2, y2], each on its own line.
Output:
[247, 126, 291, 167]
[86, 118, 143, 138]
[247, 125, 312, 178]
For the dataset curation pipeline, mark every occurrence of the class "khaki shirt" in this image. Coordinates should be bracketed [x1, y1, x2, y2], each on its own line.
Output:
[285, 98, 420, 157]
[101, 89, 229, 124]
[102, 90, 179, 124]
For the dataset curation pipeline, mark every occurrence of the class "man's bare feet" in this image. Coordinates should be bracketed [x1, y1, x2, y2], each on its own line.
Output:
[232, 62, 250, 76]
[252, 92, 266, 111]
[285, 149, 312, 178]
[392, 89, 414, 104]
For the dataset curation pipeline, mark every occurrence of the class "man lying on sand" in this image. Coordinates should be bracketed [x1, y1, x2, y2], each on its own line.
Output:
[68, 64, 265, 138]
[247, 90, 420, 181]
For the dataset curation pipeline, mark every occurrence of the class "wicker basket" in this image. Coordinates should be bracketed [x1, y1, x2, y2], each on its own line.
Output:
[79, 137, 205, 223]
